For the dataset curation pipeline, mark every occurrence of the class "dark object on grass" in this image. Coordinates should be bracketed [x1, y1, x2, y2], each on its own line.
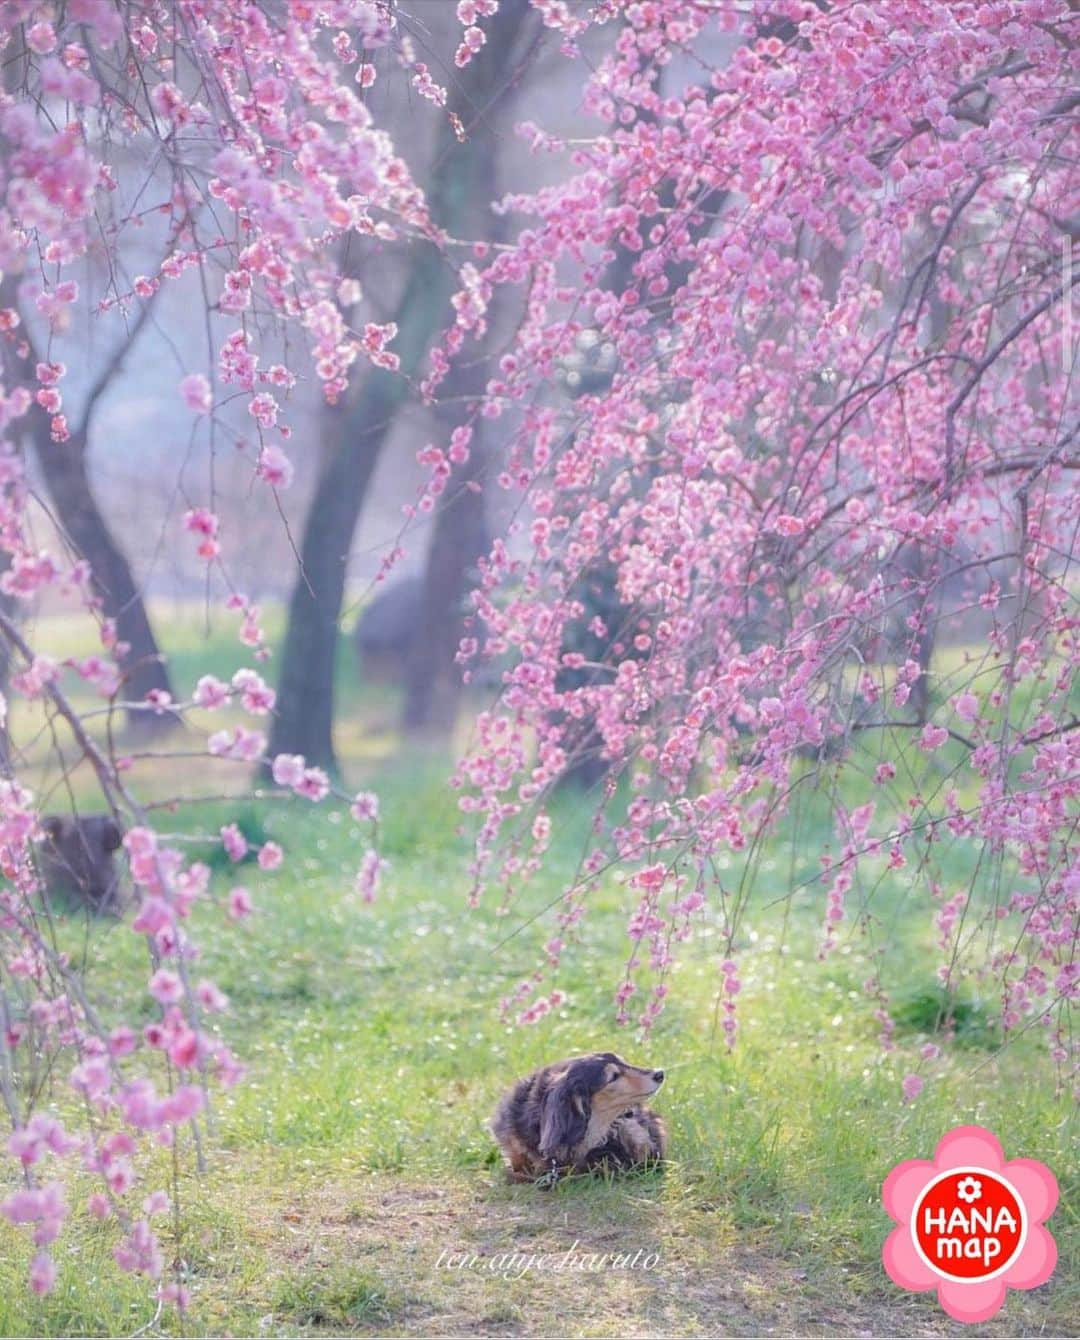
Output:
[491, 1051, 666, 1185]
[38, 814, 124, 914]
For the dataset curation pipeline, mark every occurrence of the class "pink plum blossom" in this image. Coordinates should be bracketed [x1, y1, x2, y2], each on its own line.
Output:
[193, 675, 229, 709]
[29, 1251, 56, 1295]
[220, 824, 248, 862]
[901, 1074, 924, 1103]
[296, 768, 330, 802]
[256, 444, 295, 488]
[228, 887, 253, 920]
[350, 792, 379, 822]
[919, 724, 949, 752]
[257, 841, 283, 870]
[148, 970, 182, 1005]
[954, 693, 979, 722]
[271, 753, 306, 788]
[179, 374, 212, 414]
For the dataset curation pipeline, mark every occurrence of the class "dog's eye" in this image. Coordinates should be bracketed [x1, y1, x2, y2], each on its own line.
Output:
[606, 1071, 620, 1084]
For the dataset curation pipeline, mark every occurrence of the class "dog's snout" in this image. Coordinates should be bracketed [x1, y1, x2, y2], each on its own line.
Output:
[652, 1069, 665, 1084]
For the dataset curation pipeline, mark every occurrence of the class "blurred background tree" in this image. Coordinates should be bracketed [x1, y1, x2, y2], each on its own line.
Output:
[269, 0, 541, 773]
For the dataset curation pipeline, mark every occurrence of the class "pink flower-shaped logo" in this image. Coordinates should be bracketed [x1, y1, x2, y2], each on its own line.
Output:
[883, 1125, 1058, 1323]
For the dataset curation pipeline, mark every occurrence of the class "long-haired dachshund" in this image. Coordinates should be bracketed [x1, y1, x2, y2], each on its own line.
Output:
[491, 1052, 666, 1183]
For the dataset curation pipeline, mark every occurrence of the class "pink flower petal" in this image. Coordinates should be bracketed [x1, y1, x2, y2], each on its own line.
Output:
[1004, 1224, 1057, 1290]
[934, 1124, 1004, 1172]
[1003, 1158, 1059, 1223]
[882, 1224, 936, 1292]
[937, 1277, 1006, 1324]
[882, 1158, 935, 1222]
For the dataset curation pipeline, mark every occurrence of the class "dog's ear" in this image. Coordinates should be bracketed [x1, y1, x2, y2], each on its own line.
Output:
[538, 1073, 589, 1163]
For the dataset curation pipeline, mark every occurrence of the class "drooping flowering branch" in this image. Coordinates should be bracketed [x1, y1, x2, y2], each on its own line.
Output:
[0, 0, 414, 1307]
[0, 0, 1077, 1315]
[448, 1, 1078, 1082]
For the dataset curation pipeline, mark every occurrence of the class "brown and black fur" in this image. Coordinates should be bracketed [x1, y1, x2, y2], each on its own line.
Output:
[491, 1052, 666, 1183]
[37, 814, 124, 915]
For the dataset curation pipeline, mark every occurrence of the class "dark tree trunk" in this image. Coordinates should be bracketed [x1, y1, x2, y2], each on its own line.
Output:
[402, 57, 513, 738]
[402, 409, 490, 736]
[36, 427, 174, 730]
[270, 0, 540, 773]
[268, 354, 419, 770]
[0, 271, 173, 736]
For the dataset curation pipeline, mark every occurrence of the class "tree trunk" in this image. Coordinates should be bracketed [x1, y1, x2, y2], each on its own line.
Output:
[268, 353, 421, 770]
[270, 0, 539, 773]
[402, 52, 515, 738]
[35, 426, 175, 730]
[0, 272, 174, 736]
[402, 406, 490, 736]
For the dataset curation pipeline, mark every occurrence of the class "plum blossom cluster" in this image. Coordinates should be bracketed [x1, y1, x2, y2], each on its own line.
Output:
[4, 0, 434, 508]
[0, 539, 385, 1309]
[449, 0, 1079, 1089]
[0, 0, 1076, 1312]
[0, 0, 401, 1310]
[0, 764, 234, 1305]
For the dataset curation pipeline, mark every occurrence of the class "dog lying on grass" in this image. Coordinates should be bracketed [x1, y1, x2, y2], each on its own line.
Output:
[492, 1052, 666, 1184]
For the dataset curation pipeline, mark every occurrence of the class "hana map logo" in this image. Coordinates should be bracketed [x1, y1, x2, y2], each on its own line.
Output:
[882, 1125, 1058, 1323]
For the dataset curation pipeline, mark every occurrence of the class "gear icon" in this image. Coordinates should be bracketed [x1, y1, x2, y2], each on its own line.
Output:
[956, 1176, 982, 1204]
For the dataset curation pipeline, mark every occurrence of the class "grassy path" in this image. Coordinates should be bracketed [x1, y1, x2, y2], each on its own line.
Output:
[188, 1161, 1065, 1337]
[0, 768, 1075, 1335]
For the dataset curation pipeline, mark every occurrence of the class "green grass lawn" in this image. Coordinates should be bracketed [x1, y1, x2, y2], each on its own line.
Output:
[0, 607, 1075, 1336]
